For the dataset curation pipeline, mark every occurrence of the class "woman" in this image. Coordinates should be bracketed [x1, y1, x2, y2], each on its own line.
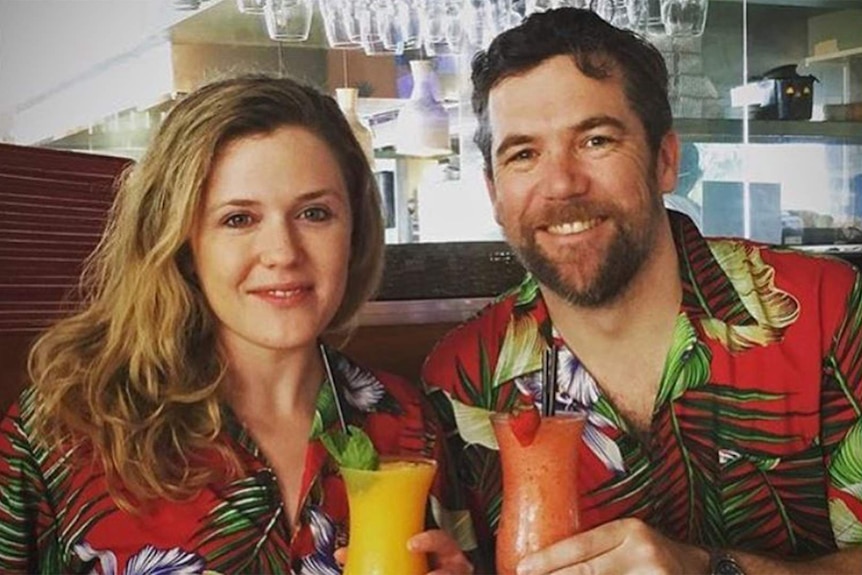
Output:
[0, 76, 474, 574]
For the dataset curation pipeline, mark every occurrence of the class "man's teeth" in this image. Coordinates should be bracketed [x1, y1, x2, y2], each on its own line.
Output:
[268, 289, 302, 298]
[547, 219, 600, 235]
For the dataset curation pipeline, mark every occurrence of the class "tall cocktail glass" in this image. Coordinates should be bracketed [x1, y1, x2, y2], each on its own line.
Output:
[340, 456, 437, 575]
[490, 412, 586, 575]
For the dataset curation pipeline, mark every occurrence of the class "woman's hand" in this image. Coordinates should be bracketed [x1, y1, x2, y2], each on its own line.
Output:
[334, 529, 474, 575]
[409, 529, 475, 575]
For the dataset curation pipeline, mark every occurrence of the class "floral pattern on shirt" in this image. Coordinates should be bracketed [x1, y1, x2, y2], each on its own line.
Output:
[422, 212, 862, 568]
[0, 348, 472, 574]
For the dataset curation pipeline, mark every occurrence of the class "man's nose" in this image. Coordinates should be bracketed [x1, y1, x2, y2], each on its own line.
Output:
[542, 150, 587, 200]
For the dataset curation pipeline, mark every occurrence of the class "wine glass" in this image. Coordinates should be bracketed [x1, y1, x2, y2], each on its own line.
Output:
[320, 0, 362, 47]
[660, 0, 708, 36]
[264, 0, 314, 41]
[236, 0, 266, 14]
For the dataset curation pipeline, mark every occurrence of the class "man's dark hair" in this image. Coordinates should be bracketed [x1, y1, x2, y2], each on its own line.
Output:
[471, 7, 672, 175]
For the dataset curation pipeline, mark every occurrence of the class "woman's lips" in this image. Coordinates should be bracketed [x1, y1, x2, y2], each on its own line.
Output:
[250, 284, 312, 305]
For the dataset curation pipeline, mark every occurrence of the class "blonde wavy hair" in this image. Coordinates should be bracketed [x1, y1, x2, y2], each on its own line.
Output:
[28, 75, 384, 508]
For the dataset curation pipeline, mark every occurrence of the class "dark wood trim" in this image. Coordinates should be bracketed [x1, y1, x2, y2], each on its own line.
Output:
[0, 144, 132, 413]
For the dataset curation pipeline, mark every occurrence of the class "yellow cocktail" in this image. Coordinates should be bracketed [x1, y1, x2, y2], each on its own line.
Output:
[340, 457, 437, 575]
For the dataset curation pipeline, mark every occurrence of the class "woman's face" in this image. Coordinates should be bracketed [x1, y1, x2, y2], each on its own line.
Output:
[191, 126, 352, 359]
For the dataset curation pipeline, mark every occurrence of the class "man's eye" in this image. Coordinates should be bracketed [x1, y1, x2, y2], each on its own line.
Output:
[507, 149, 536, 164]
[300, 206, 332, 222]
[223, 213, 253, 228]
[585, 135, 613, 148]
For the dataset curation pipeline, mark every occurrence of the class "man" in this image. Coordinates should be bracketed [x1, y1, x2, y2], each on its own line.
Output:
[422, 7, 862, 575]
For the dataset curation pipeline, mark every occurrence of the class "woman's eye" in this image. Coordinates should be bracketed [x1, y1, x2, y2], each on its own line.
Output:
[223, 213, 254, 228]
[300, 206, 332, 222]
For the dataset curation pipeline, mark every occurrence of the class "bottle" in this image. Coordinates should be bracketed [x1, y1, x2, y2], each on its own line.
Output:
[394, 59, 451, 157]
[335, 87, 375, 169]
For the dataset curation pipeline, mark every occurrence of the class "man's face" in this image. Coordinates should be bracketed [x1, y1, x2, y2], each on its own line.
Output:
[485, 55, 678, 307]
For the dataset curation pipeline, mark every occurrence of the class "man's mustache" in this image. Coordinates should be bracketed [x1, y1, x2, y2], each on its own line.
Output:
[527, 202, 616, 229]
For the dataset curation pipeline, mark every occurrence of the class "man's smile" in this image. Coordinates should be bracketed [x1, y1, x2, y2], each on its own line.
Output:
[546, 218, 604, 236]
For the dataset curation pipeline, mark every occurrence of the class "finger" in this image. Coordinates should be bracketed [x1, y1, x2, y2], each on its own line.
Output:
[426, 569, 474, 575]
[548, 547, 631, 575]
[558, 525, 703, 575]
[409, 529, 462, 555]
[409, 530, 474, 574]
[553, 545, 672, 575]
[426, 569, 473, 575]
[333, 546, 347, 567]
[518, 521, 628, 575]
[425, 560, 475, 575]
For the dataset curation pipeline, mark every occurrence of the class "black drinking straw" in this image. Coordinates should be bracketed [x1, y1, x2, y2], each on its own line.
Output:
[541, 346, 557, 417]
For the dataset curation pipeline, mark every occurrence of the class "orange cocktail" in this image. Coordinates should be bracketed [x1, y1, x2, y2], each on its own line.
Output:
[340, 457, 437, 575]
[491, 413, 586, 575]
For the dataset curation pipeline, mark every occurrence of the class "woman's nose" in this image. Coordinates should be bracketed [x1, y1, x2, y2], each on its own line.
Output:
[259, 221, 302, 267]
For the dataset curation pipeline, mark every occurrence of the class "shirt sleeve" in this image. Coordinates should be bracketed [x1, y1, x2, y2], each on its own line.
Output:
[422, 347, 499, 570]
[821, 267, 862, 548]
[422, 396, 480, 555]
[0, 393, 57, 573]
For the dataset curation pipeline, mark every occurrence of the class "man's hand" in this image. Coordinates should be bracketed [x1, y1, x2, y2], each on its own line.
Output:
[516, 518, 709, 575]
[409, 529, 475, 575]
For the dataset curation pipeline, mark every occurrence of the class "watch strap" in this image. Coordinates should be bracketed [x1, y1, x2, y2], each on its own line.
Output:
[709, 548, 745, 575]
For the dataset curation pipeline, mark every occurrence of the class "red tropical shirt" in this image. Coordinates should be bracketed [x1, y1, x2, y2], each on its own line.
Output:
[0, 348, 475, 574]
[422, 212, 862, 569]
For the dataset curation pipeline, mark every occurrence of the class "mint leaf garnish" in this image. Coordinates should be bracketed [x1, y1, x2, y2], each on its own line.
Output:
[320, 425, 379, 470]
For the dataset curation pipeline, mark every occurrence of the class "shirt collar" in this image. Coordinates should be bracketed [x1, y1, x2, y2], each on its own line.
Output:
[505, 210, 754, 380]
[515, 210, 751, 319]
[669, 209, 758, 325]
[222, 345, 360, 457]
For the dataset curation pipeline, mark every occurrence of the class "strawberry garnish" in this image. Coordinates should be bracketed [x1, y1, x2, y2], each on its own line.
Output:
[509, 404, 541, 447]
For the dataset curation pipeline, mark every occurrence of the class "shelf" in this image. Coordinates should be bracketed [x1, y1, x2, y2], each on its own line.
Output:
[805, 46, 862, 65]
[675, 118, 862, 144]
[374, 148, 454, 160]
[713, 0, 862, 8]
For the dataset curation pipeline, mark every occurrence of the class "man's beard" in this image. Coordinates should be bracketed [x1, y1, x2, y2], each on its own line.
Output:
[511, 192, 664, 308]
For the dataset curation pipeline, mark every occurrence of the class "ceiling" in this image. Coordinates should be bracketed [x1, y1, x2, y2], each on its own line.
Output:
[3, 0, 857, 152]
[169, 0, 862, 48]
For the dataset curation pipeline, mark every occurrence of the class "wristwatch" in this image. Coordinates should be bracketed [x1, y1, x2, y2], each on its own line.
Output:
[709, 549, 745, 575]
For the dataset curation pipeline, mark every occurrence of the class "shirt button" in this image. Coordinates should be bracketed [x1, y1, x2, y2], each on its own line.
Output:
[680, 344, 695, 362]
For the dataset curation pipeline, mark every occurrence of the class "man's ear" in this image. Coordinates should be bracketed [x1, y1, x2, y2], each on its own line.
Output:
[657, 131, 681, 195]
[484, 169, 502, 226]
